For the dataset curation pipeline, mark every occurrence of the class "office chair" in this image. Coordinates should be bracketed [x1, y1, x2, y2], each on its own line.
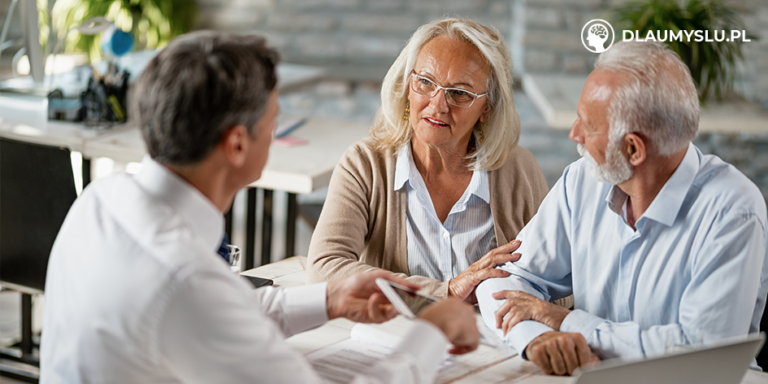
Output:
[0, 137, 77, 382]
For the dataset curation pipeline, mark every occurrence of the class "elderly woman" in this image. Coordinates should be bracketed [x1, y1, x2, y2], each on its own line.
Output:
[306, 18, 548, 300]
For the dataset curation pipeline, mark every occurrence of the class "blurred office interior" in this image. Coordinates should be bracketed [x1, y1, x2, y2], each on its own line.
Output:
[0, 0, 766, 382]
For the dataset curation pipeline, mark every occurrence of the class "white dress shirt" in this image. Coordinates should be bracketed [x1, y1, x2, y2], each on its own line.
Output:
[477, 143, 768, 361]
[41, 157, 448, 383]
[394, 144, 496, 281]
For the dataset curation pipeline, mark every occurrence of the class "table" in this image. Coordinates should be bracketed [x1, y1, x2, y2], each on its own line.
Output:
[0, 63, 369, 267]
[0, 63, 327, 151]
[0, 62, 327, 171]
[244, 257, 768, 384]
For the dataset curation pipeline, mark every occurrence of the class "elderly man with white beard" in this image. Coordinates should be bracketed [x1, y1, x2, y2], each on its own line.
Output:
[475, 41, 768, 376]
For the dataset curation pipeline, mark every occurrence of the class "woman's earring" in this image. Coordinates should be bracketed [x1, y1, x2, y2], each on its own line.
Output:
[403, 101, 410, 121]
[477, 128, 484, 143]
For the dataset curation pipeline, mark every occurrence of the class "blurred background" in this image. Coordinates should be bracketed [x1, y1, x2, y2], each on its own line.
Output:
[0, 1, 766, 381]
[1, 0, 765, 204]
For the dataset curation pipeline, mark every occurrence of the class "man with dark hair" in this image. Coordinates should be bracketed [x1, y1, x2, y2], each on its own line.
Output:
[41, 31, 480, 383]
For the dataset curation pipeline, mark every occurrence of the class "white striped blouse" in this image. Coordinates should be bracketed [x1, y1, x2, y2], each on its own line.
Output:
[394, 145, 496, 282]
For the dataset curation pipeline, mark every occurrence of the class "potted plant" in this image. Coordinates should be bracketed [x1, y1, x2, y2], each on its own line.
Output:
[612, 0, 756, 101]
[50, 0, 196, 60]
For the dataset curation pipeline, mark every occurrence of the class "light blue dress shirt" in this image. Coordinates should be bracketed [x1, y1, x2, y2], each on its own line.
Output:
[477, 143, 768, 361]
[394, 145, 496, 282]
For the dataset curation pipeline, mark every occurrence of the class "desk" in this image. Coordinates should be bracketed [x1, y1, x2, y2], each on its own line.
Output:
[0, 63, 327, 150]
[244, 257, 768, 384]
[0, 63, 369, 267]
[0, 92, 104, 186]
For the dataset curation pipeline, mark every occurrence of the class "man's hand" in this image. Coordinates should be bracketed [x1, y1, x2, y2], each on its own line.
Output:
[417, 297, 480, 355]
[492, 290, 570, 335]
[525, 332, 600, 376]
[448, 240, 522, 303]
[326, 270, 420, 323]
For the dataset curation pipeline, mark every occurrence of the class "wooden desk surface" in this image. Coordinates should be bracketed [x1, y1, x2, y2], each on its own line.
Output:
[244, 257, 768, 384]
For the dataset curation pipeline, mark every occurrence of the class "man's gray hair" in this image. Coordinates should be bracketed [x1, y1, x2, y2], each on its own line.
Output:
[132, 31, 279, 165]
[595, 41, 699, 157]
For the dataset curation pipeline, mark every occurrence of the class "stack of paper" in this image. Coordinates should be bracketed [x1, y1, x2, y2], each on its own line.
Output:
[306, 323, 455, 383]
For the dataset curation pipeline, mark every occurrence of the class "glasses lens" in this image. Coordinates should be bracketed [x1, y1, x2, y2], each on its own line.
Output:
[412, 75, 436, 96]
[410, 74, 476, 108]
[446, 89, 475, 107]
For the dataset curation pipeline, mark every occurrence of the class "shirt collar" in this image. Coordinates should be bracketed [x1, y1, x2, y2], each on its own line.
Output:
[393, 144, 490, 204]
[606, 183, 629, 216]
[394, 144, 410, 191]
[605, 142, 698, 227]
[134, 156, 224, 254]
[473, 168, 490, 204]
[641, 142, 698, 226]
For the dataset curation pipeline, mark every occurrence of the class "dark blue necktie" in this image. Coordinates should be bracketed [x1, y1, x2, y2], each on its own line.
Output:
[217, 233, 230, 262]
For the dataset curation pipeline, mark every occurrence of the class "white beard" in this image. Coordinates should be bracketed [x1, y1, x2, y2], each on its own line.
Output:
[577, 143, 633, 185]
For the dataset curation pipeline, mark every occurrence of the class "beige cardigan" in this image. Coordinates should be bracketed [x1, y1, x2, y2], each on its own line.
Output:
[306, 139, 549, 298]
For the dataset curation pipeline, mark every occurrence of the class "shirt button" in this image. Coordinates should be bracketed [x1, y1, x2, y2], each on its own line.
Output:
[443, 232, 449, 238]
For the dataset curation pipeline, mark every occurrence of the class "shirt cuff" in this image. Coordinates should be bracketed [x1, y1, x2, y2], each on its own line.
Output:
[281, 282, 329, 335]
[559, 309, 604, 343]
[507, 320, 554, 359]
[395, 320, 449, 380]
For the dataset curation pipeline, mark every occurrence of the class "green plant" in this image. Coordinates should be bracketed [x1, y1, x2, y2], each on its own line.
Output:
[612, 0, 756, 101]
[50, 0, 196, 60]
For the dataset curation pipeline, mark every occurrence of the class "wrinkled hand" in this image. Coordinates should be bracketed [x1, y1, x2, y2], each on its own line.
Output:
[326, 270, 421, 323]
[525, 331, 600, 376]
[417, 297, 480, 355]
[492, 290, 570, 335]
[448, 240, 522, 303]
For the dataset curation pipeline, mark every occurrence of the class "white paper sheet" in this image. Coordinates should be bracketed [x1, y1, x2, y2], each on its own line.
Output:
[306, 323, 455, 383]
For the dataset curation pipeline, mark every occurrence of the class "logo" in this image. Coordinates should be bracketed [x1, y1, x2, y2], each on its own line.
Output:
[582, 19, 615, 53]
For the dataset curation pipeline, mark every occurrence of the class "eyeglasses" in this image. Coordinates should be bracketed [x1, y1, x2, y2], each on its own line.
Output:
[410, 72, 487, 108]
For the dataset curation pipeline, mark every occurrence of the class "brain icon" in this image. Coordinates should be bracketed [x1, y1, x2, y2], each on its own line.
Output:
[590, 25, 608, 38]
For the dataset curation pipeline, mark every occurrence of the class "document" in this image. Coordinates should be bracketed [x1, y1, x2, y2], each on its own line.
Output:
[306, 323, 455, 383]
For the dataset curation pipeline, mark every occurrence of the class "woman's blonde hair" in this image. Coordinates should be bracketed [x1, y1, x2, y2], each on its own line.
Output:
[370, 17, 520, 171]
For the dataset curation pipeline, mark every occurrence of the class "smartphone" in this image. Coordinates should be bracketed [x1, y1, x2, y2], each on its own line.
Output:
[376, 278, 498, 349]
[375, 278, 439, 318]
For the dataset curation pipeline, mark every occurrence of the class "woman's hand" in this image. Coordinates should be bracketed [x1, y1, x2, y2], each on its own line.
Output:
[448, 240, 522, 302]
